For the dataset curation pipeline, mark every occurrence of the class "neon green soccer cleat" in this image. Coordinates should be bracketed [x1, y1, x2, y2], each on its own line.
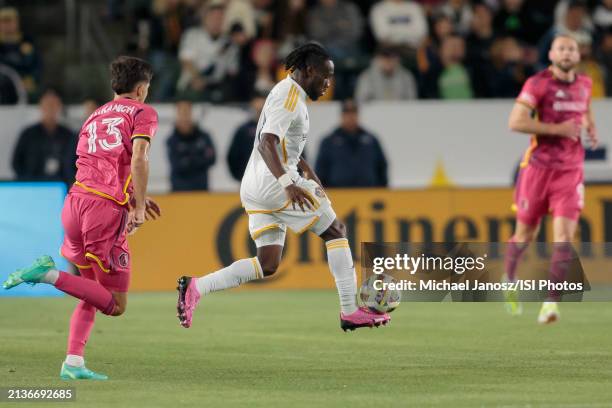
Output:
[2, 255, 55, 289]
[537, 301, 560, 325]
[2, 256, 56, 290]
[503, 286, 523, 316]
[60, 363, 108, 380]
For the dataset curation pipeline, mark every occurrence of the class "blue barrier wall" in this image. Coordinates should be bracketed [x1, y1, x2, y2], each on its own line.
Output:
[0, 182, 68, 297]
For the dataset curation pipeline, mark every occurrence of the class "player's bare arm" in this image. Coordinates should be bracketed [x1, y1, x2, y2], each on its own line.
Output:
[508, 102, 581, 140]
[129, 138, 150, 231]
[297, 156, 322, 187]
[258, 133, 315, 212]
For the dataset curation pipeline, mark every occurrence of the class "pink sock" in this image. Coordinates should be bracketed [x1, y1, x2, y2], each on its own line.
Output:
[67, 301, 96, 356]
[548, 243, 573, 301]
[55, 272, 116, 315]
[505, 238, 528, 282]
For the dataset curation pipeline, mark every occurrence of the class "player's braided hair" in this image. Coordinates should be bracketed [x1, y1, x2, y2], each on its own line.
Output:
[284, 43, 330, 72]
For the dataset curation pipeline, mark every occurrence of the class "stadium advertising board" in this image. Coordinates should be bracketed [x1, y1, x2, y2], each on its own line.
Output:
[128, 186, 612, 291]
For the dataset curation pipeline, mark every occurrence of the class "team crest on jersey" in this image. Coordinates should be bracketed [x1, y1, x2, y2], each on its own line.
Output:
[314, 186, 326, 199]
[118, 252, 129, 268]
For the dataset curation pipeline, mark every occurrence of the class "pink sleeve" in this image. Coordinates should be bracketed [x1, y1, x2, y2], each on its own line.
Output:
[131, 106, 158, 141]
[516, 77, 542, 110]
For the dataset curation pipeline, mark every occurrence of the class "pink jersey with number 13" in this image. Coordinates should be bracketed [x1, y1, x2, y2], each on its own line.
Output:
[73, 97, 158, 205]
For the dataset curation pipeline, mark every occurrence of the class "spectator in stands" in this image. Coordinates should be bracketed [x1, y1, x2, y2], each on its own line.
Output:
[438, 34, 473, 99]
[275, 0, 308, 53]
[466, 3, 495, 97]
[599, 30, 612, 95]
[253, 0, 276, 38]
[227, 92, 267, 181]
[0, 7, 41, 99]
[593, 0, 612, 32]
[145, 0, 191, 100]
[538, 1, 592, 66]
[417, 12, 453, 97]
[11, 89, 76, 185]
[493, 0, 534, 44]
[177, 3, 238, 102]
[315, 100, 387, 188]
[576, 36, 606, 98]
[554, 0, 593, 35]
[166, 100, 216, 191]
[369, 0, 428, 51]
[438, 0, 473, 36]
[68, 98, 100, 131]
[307, 0, 364, 61]
[224, 0, 257, 39]
[307, 0, 364, 99]
[414, 0, 445, 15]
[226, 23, 257, 102]
[484, 37, 533, 98]
[251, 39, 277, 96]
[355, 46, 417, 103]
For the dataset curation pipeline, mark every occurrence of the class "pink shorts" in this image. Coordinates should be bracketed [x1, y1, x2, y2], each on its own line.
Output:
[514, 164, 584, 226]
[60, 191, 131, 292]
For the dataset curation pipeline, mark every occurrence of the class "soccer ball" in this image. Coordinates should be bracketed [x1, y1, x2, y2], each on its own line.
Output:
[359, 274, 401, 314]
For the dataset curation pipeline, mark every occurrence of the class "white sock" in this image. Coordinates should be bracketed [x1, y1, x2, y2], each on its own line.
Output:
[326, 238, 358, 315]
[42, 269, 59, 285]
[65, 354, 84, 367]
[195, 257, 263, 295]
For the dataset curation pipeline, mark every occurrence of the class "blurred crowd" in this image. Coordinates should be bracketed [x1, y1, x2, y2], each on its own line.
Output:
[3, 0, 612, 104]
[10, 90, 387, 191]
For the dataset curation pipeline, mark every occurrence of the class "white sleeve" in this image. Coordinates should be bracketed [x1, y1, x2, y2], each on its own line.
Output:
[178, 29, 198, 62]
[260, 89, 298, 140]
[369, 4, 388, 42]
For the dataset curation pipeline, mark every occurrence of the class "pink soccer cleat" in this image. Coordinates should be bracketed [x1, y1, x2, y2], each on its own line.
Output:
[340, 307, 390, 331]
[176, 276, 201, 328]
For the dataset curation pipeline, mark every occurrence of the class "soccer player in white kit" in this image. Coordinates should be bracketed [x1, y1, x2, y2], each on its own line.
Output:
[176, 43, 390, 331]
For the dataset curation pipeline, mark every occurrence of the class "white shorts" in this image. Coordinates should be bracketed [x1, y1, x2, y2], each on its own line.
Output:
[245, 179, 337, 247]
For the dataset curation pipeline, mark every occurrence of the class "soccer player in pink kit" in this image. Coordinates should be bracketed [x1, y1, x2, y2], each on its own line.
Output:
[504, 35, 597, 324]
[3, 56, 160, 379]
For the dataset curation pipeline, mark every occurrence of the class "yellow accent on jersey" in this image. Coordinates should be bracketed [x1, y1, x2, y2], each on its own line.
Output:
[74, 174, 132, 206]
[289, 86, 300, 111]
[326, 242, 350, 251]
[283, 85, 298, 112]
[251, 257, 263, 278]
[59, 249, 92, 269]
[520, 136, 538, 168]
[246, 201, 291, 214]
[298, 216, 320, 234]
[85, 253, 110, 273]
[251, 224, 281, 239]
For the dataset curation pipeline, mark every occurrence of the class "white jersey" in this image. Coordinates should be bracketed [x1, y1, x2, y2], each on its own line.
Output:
[240, 75, 310, 211]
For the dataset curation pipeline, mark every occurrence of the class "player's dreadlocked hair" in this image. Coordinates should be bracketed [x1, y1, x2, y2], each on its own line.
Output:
[284, 43, 330, 72]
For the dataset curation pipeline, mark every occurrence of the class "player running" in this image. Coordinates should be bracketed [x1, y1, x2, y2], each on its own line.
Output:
[504, 35, 597, 324]
[176, 43, 390, 331]
[3, 56, 160, 379]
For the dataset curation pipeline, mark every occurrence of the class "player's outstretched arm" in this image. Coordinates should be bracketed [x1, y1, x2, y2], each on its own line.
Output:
[297, 156, 322, 187]
[130, 138, 150, 231]
[258, 133, 315, 212]
[508, 102, 580, 140]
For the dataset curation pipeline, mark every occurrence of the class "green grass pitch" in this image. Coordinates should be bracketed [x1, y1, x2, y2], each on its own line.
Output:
[1, 291, 612, 407]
